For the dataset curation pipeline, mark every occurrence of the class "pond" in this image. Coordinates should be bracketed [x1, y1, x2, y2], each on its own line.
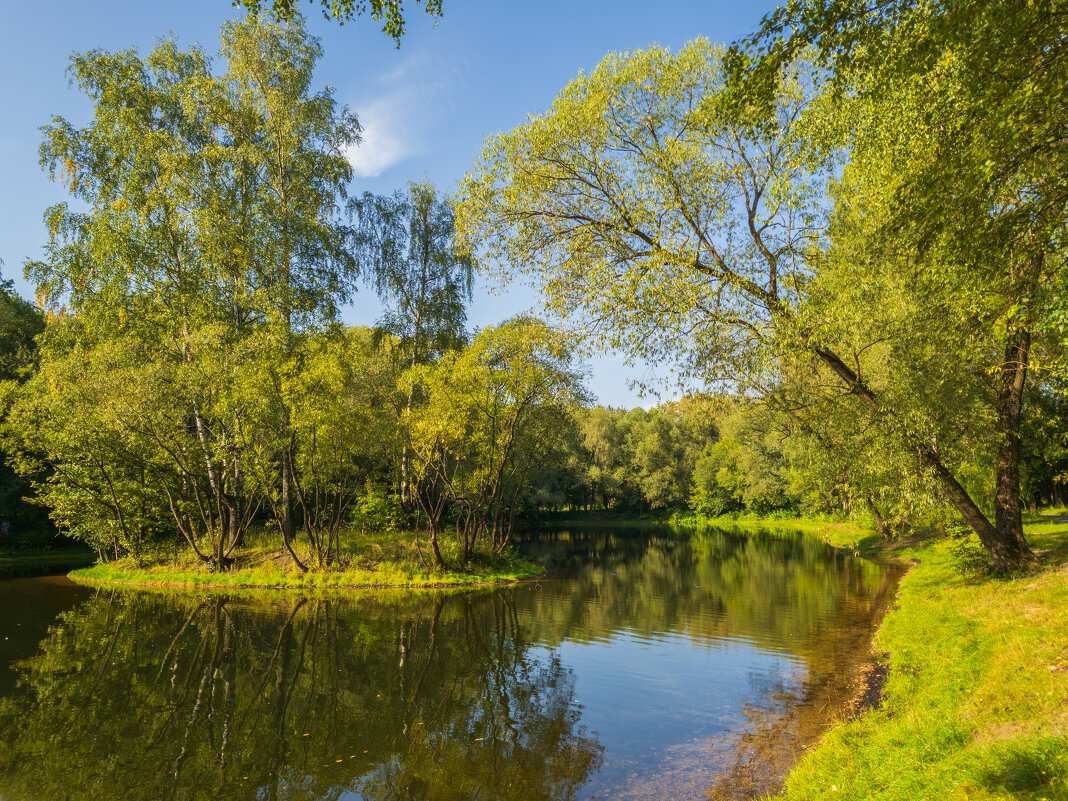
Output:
[0, 526, 902, 801]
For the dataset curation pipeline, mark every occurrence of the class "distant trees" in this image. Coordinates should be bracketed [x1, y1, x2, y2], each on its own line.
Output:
[544, 398, 799, 521]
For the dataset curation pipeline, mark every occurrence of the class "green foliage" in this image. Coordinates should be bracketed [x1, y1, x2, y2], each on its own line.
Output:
[7, 0, 1066, 582]
[0, 276, 52, 548]
[691, 443, 744, 517]
[457, 40, 830, 387]
[5, 17, 371, 569]
[407, 316, 587, 561]
[744, 0, 1068, 567]
[350, 482, 403, 536]
[354, 180, 475, 364]
[234, 0, 442, 43]
[458, 17, 1065, 566]
[0, 276, 44, 383]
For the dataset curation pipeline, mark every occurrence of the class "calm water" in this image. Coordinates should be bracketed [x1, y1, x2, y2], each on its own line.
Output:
[0, 526, 902, 801]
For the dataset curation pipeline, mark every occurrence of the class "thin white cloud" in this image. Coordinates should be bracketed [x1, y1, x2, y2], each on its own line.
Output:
[346, 51, 460, 179]
[347, 95, 413, 178]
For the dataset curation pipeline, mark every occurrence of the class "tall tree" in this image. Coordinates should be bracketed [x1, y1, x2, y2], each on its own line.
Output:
[738, 0, 1068, 563]
[217, 16, 361, 556]
[355, 181, 474, 363]
[14, 16, 361, 568]
[354, 180, 474, 505]
[456, 39, 1037, 568]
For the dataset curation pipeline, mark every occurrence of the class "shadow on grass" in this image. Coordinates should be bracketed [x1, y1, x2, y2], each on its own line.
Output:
[977, 738, 1068, 800]
[1031, 521, 1068, 565]
[857, 529, 940, 558]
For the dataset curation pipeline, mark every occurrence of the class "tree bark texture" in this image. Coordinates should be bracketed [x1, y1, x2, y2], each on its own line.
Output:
[991, 322, 1036, 566]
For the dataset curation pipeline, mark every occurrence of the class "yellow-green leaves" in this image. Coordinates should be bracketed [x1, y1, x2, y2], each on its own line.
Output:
[405, 317, 586, 559]
[457, 41, 831, 389]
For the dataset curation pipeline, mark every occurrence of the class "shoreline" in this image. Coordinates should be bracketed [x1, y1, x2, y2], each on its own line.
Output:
[65, 528, 545, 594]
[561, 512, 1066, 799]
[66, 569, 548, 593]
[54, 516, 1068, 799]
[767, 515, 1068, 800]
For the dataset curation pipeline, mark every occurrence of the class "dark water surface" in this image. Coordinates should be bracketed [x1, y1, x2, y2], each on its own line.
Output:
[0, 526, 902, 801]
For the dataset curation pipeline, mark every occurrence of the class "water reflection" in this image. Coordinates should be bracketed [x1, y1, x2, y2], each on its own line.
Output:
[0, 527, 902, 801]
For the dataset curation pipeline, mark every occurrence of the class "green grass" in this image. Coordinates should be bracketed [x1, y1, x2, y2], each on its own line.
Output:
[69, 529, 543, 591]
[772, 516, 1068, 801]
[534, 508, 870, 537]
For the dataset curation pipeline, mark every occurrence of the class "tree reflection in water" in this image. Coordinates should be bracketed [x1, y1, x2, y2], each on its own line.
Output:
[0, 591, 602, 801]
[0, 526, 901, 801]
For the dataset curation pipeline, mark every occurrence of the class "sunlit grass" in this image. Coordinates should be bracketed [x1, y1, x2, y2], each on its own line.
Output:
[69, 527, 543, 590]
[773, 515, 1068, 801]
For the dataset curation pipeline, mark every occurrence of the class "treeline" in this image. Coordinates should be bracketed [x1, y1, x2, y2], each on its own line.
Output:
[0, 18, 586, 572]
[523, 393, 1068, 528]
[5, 7, 1068, 574]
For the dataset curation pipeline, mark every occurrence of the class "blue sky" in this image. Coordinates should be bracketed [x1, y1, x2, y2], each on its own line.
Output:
[0, 0, 779, 407]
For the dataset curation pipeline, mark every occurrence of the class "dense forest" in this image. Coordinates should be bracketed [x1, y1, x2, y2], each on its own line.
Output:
[1, 2, 1066, 574]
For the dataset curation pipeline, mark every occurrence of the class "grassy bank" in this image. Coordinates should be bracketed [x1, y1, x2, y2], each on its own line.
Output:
[769, 514, 1068, 801]
[680, 512, 869, 543]
[68, 529, 542, 591]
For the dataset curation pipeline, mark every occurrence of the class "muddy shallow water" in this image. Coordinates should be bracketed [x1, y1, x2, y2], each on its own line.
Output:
[0, 526, 902, 801]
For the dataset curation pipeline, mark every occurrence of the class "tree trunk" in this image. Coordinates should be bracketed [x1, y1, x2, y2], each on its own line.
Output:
[400, 354, 417, 511]
[229, 450, 245, 550]
[429, 527, 444, 568]
[813, 346, 1035, 569]
[280, 453, 294, 543]
[991, 322, 1036, 566]
[866, 497, 892, 540]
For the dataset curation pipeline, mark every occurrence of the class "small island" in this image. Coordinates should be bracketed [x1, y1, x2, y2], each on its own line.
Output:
[68, 530, 543, 591]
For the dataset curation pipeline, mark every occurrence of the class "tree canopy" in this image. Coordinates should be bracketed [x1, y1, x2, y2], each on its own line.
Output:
[3, 6, 1065, 575]
[457, 27, 1064, 568]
